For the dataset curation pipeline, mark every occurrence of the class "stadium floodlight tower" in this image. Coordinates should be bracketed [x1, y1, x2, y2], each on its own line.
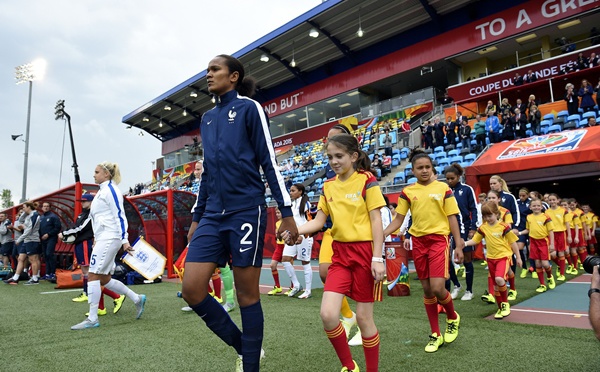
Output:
[15, 59, 46, 203]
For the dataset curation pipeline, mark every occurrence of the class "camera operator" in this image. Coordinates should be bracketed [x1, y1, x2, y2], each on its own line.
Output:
[586, 257, 600, 340]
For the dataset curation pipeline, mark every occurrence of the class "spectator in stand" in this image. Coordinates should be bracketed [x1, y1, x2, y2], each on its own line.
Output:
[501, 110, 515, 141]
[459, 119, 471, 153]
[474, 114, 487, 152]
[400, 120, 411, 147]
[512, 98, 527, 115]
[565, 83, 579, 116]
[439, 92, 454, 105]
[486, 109, 500, 144]
[39, 202, 61, 280]
[513, 108, 528, 139]
[579, 79, 596, 112]
[383, 129, 393, 157]
[499, 98, 511, 113]
[434, 116, 445, 147]
[529, 105, 542, 135]
[589, 117, 597, 127]
[575, 53, 589, 71]
[371, 154, 383, 180]
[526, 95, 538, 115]
[523, 69, 537, 84]
[513, 72, 523, 86]
[485, 100, 497, 115]
[306, 156, 315, 171]
[422, 120, 434, 149]
[446, 115, 457, 146]
[589, 52, 599, 68]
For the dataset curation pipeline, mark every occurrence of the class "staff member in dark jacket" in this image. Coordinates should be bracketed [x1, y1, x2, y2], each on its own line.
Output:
[182, 54, 298, 372]
[40, 202, 62, 280]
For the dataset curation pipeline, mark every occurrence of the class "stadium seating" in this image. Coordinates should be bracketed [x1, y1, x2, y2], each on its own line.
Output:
[547, 124, 562, 133]
[582, 111, 596, 121]
[407, 177, 417, 184]
[542, 113, 554, 123]
[562, 121, 577, 130]
[577, 119, 588, 128]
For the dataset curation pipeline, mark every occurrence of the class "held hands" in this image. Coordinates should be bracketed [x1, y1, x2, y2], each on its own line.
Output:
[516, 257, 523, 268]
[372, 261, 385, 282]
[454, 239, 465, 264]
[278, 217, 299, 245]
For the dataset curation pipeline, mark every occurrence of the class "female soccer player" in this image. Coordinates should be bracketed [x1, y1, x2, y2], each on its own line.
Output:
[568, 198, 588, 272]
[5, 201, 41, 285]
[516, 188, 532, 279]
[561, 199, 578, 275]
[384, 148, 464, 353]
[444, 164, 477, 301]
[464, 202, 521, 319]
[284, 133, 385, 372]
[520, 199, 555, 293]
[582, 204, 597, 255]
[71, 162, 146, 330]
[547, 194, 569, 281]
[281, 183, 314, 299]
[267, 208, 285, 295]
[181, 55, 298, 372]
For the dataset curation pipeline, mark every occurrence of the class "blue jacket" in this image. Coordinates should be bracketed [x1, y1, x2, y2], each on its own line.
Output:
[39, 211, 61, 237]
[192, 90, 292, 221]
[451, 182, 478, 233]
[516, 198, 532, 231]
[499, 191, 520, 228]
[485, 115, 500, 133]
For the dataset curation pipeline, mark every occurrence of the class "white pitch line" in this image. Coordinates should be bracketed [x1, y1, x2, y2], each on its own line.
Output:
[511, 308, 588, 317]
[40, 288, 82, 294]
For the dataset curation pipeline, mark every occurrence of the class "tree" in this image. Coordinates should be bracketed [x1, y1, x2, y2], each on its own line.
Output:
[1, 189, 14, 209]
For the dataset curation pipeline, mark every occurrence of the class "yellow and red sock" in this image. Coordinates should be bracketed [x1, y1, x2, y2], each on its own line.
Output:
[362, 332, 380, 372]
[212, 273, 222, 299]
[325, 322, 354, 370]
[558, 256, 566, 275]
[536, 268, 545, 285]
[544, 266, 553, 279]
[577, 249, 588, 264]
[423, 296, 441, 335]
[498, 284, 508, 303]
[271, 269, 280, 288]
[439, 291, 457, 320]
[102, 287, 120, 300]
[507, 272, 516, 291]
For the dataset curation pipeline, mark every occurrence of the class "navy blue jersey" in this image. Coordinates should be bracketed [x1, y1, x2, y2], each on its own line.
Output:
[499, 191, 520, 228]
[516, 198, 532, 230]
[451, 182, 478, 233]
[192, 90, 292, 221]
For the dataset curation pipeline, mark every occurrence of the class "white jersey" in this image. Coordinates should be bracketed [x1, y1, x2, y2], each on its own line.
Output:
[291, 198, 311, 227]
[380, 207, 393, 243]
[90, 180, 129, 245]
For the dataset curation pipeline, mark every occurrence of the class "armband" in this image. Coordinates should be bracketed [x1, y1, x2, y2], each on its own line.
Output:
[589, 288, 600, 298]
[372, 257, 385, 263]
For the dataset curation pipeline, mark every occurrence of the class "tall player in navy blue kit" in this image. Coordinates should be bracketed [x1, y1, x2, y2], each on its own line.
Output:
[181, 55, 298, 372]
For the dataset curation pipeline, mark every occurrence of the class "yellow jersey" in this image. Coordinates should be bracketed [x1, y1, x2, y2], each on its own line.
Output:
[318, 170, 386, 242]
[547, 206, 567, 232]
[526, 213, 554, 239]
[396, 180, 460, 237]
[499, 206, 513, 226]
[471, 221, 517, 259]
[275, 220, 284, 244]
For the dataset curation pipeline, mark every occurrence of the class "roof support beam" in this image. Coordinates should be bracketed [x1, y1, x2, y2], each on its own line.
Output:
[258, 47, 307, 85]
[417, 0, 440, 24]
[307, 20, 356, 66]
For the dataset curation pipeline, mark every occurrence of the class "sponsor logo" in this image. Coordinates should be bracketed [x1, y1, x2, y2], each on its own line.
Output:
[239, 246, 253, 253]
[497, 129, 586, 160]
[228, 109, 237, 123]
[207, 120, 212, 125]
[429, 193, 442, 201]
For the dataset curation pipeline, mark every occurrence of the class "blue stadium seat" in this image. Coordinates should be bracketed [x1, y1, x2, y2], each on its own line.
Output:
[393, 173, 405, 184]
[404, 163, 413, 176]
[557, 110, 569, 121]
[450, 155, 463, 163]
[576, 119, 588, 128]
[407, 177, 417, 184]
[582, 111, 596, 121]
[567, 114, 580, 124]
[525, 129, 533, 137]
[547, 124, 561, 133]
[391, 158, 399, 167]
[464, 153, 477, 162]
[434, 146, 444, 154]
[542, 113, 554, 123]
[437, 158, 450, 167]
[447, 149, 460, 157]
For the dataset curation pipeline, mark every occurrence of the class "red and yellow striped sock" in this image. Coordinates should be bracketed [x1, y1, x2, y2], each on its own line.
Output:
[498, 284, 508, 303]
[536, 268, 545, 285]
[362, 332, 380, 372]
[325, 322, 354, 370]
[423, 296, 441, 336]
[439, 291, 457, 321]
[558, 256, 566, 275]
[271, 269, 280, 288]
[507, 272, 516, 291]
[544, 266, 553, 279]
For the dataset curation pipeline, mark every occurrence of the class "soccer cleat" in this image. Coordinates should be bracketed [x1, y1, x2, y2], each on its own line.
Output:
[24, 278, 39, 285]
[480, 260, 487, 266]
[135, 294, 146, 319]
[181, 306, 193, 312]
[578, 263, 583, 270]
[340, 360, 360, 372]
[500, 302, 510, 317]
[267, 286, 282, 295]
[287, 285, 303, 297]
[236, 348, 266, 372]
[460, 291, 473, 301]
[424, 333, 444, 353]
[85, 308, 107, 316]
[348, 328, 362, 346]
[113, 295, 126, 314]
[494, 309, 504, 319]
[444, 312, 460, 344]
[520, 268, 528, 279]
[532, 271, 538, 279]
[341, 312, 357, 338]
[298, 290, 312, 299]
[450, 286, 461, 300]
[481, 291, 495, 304]
[4, 278, 18, 285]
[507, 289, 517, 301]
[456, 266, 464, 276]
[72, 293, 88, 302]
[71, 318, 100, 330]
[566, 265, 573, 274]
[571, 268, 578, 275]
[461, 269, 466, 278]
[535, 284, 547, 293]
[223, 302, 236, 312]
[547, 276, 556, 289]
[557, 274, 566, 282]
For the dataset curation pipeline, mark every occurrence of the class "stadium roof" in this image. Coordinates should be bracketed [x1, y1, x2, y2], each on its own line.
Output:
[123, 0, 535, 142]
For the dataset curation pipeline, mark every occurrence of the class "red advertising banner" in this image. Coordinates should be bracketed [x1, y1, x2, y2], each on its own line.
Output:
[262, 0, 598, 116]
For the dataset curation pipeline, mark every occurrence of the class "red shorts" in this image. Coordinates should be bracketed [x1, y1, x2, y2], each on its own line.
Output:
[570, 229, 587, 248]
[591, 235, 598, 244]
[325, 241, 375, 303]
[553, 231, 567, 252]
[529, 237, 550, 260]
[487, 257, 510, 280]
[411, 234, 449, 280]
[272, 243, 284, 262]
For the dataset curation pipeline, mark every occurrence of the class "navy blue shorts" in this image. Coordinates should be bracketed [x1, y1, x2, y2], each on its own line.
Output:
[0, 242, 13, 255]
[451, 232, 472, 252]
[74, 239, 93, 266]
[22, 242, 40, 255]
[187, 206, 266, 268]
[517, 233, 528, 244]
